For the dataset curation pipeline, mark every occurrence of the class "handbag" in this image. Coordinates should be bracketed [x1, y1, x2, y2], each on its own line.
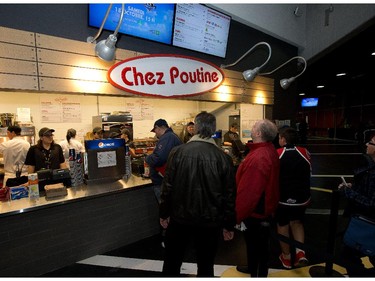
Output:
[343, 215, 375, 256]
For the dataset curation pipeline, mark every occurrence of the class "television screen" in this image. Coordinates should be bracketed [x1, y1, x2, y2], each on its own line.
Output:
[89, 4, 175, 45]
[172, 4, 231, 58]
[301, 97, 319, 107]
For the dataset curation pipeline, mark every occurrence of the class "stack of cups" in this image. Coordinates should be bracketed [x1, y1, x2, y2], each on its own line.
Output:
[69, 149, 84, 187]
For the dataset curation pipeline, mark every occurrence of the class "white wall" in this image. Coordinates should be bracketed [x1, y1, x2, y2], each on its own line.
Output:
[0, 91, 263, 144]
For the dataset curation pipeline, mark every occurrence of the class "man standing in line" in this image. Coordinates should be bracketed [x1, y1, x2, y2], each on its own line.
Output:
[236, 119, 280, 277]
[159, 111, 236, 277]
[0, 125, 30, 187]
[146, 119, 182, 202]
[146, 119, 182, 248]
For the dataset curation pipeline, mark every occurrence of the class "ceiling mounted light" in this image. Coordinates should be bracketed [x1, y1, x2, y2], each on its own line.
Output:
[220, 42, 272, 82]
[336, 73, 346, 77]
[260, 56, 307, 90]
[87, 4, 125, 62]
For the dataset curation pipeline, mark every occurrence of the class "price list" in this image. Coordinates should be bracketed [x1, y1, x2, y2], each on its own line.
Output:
[173, 4, 231, 58]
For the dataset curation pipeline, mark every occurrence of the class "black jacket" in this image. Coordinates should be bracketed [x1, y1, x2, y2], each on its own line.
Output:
[160, 136, 236, 230]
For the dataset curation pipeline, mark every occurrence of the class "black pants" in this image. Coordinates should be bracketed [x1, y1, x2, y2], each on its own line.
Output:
[243, 217, 271, 277]
[162, 220, 221, 277]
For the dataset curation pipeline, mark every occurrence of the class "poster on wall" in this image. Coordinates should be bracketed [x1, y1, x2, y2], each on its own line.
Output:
[240, 104, 264, 141]
[40, 96, 81, 123]
[125, 99, 154, 121]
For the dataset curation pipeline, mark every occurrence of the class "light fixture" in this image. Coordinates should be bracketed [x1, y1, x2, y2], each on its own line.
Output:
[259, 56, 307, 89]
[87, 4, 125, 62]
[221, 42, 272, 82]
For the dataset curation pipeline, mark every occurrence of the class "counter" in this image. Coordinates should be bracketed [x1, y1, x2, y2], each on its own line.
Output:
[0, 175, 151, 216]
[0, 175, 158, 277]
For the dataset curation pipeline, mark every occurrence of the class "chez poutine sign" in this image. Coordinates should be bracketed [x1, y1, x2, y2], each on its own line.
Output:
[108, 54, 224, 98]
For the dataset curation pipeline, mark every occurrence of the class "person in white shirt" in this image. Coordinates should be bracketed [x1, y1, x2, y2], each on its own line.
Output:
[59, 128, 85, 168]
[0, 125, 30, 187]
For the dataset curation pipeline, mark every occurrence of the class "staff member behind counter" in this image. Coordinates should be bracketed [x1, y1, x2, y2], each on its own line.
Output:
[25, 127, 67, 173]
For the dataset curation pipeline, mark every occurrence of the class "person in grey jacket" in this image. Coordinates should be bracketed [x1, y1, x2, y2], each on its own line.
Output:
[159, 111, 236, 277]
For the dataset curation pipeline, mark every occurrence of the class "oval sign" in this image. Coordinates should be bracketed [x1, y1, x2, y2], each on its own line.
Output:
[108, 54, 224, 98]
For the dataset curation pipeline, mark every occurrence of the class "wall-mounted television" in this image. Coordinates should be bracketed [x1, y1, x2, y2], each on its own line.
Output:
[88, 4, 175, 45]
[301, 97, 319, 107]
[172, 4, 231, 58]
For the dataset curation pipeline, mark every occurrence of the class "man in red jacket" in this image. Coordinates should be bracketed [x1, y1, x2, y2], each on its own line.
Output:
[236, 119, 280, 277]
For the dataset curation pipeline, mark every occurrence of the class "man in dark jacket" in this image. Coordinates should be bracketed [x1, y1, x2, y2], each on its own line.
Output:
[146, 118, 182, 202]
[159, 111, 236, 277]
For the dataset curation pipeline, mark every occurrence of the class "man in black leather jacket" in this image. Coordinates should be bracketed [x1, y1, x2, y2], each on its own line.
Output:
[159, 111, 236, 277]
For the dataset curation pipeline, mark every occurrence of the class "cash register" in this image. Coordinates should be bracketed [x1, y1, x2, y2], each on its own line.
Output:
[37, 168, 71, 193]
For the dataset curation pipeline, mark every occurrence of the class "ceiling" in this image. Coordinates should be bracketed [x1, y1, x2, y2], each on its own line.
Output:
[295, 18, 375, 107]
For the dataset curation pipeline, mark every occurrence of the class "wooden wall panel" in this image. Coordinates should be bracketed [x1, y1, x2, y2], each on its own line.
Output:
[0, 58, 37, 76]
[0, 74, 38, 90]
[37, 49, 110, 70]
[0, 42, 36, 61]
[0, 26, 35, 46]
[38, 63, 107, 82]
[1, 26, 275, 104]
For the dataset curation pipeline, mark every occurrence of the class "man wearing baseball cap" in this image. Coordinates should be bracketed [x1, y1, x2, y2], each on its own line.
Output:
[146, 118, 182, 247]
[25, 127, 67, 173]
[92, 127, 103, 140]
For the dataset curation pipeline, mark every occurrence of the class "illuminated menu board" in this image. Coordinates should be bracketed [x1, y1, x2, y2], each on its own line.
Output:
[172, 4, 231, 58]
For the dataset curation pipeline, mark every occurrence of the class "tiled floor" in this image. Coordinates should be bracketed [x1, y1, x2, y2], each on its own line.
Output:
[42, 137, 374, 277]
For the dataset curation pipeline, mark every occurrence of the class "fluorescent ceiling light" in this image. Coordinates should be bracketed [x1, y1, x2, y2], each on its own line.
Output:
[317, 85, 325, 89]
[336, 73, 346, 77]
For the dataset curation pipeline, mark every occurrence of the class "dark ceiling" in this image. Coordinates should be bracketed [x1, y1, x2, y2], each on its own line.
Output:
[296, 17, 375, 108]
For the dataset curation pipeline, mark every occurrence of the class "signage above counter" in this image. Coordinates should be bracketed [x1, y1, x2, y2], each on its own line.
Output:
[108, 54, 224, 98]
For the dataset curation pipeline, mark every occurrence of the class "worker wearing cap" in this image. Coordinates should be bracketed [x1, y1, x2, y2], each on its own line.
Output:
[25, 127, 67, 173]
[92, 127, 103, 140]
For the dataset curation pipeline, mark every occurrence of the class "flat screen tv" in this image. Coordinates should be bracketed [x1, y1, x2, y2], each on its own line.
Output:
[301, 97, 319, 107]
[88, 4, 175, 45]
[172, 4, 231, 58]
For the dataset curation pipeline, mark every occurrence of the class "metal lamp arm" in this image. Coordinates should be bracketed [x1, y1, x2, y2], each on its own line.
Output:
[113, 4, 125, 37]
[87, 4, 112, 43]
[260, 56, 307, 78]
[221, 42, 272, 69]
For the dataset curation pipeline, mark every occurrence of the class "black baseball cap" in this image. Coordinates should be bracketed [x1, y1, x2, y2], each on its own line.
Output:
[151, 119, 169, 132]
[39, 127, 55, 137]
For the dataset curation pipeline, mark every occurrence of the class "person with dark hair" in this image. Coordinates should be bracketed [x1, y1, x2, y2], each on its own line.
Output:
[0, 125, 30, 187]
[338, 133, 375, 276]
[235, 119, 280, 277]
[25, 127, 67, 173]
[223, 123, 240, 146]
[59, 128, 85, 167]
[179, 121, 195, 143]
[276, 127, 311, 269]
[121, 128, 138, 158]
[92, 127, 103, 140]
[159, 111, 236, 277]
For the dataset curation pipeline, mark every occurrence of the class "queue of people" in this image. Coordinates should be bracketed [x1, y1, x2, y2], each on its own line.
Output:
[1, 118, 374, 277]
[156, 115, 375, 277]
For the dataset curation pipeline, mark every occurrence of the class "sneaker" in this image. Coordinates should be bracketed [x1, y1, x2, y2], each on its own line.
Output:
[279, 254, 292, 269]
[294, 251, 308, 267]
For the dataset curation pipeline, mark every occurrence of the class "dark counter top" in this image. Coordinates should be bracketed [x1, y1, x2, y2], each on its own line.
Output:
[0, 175, 152, 216]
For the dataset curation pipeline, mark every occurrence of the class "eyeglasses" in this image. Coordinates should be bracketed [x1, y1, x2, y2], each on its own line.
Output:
[367, 141, 375, 146]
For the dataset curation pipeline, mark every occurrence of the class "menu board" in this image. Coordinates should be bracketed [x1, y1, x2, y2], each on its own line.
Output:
[173, 4, 231, 58]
